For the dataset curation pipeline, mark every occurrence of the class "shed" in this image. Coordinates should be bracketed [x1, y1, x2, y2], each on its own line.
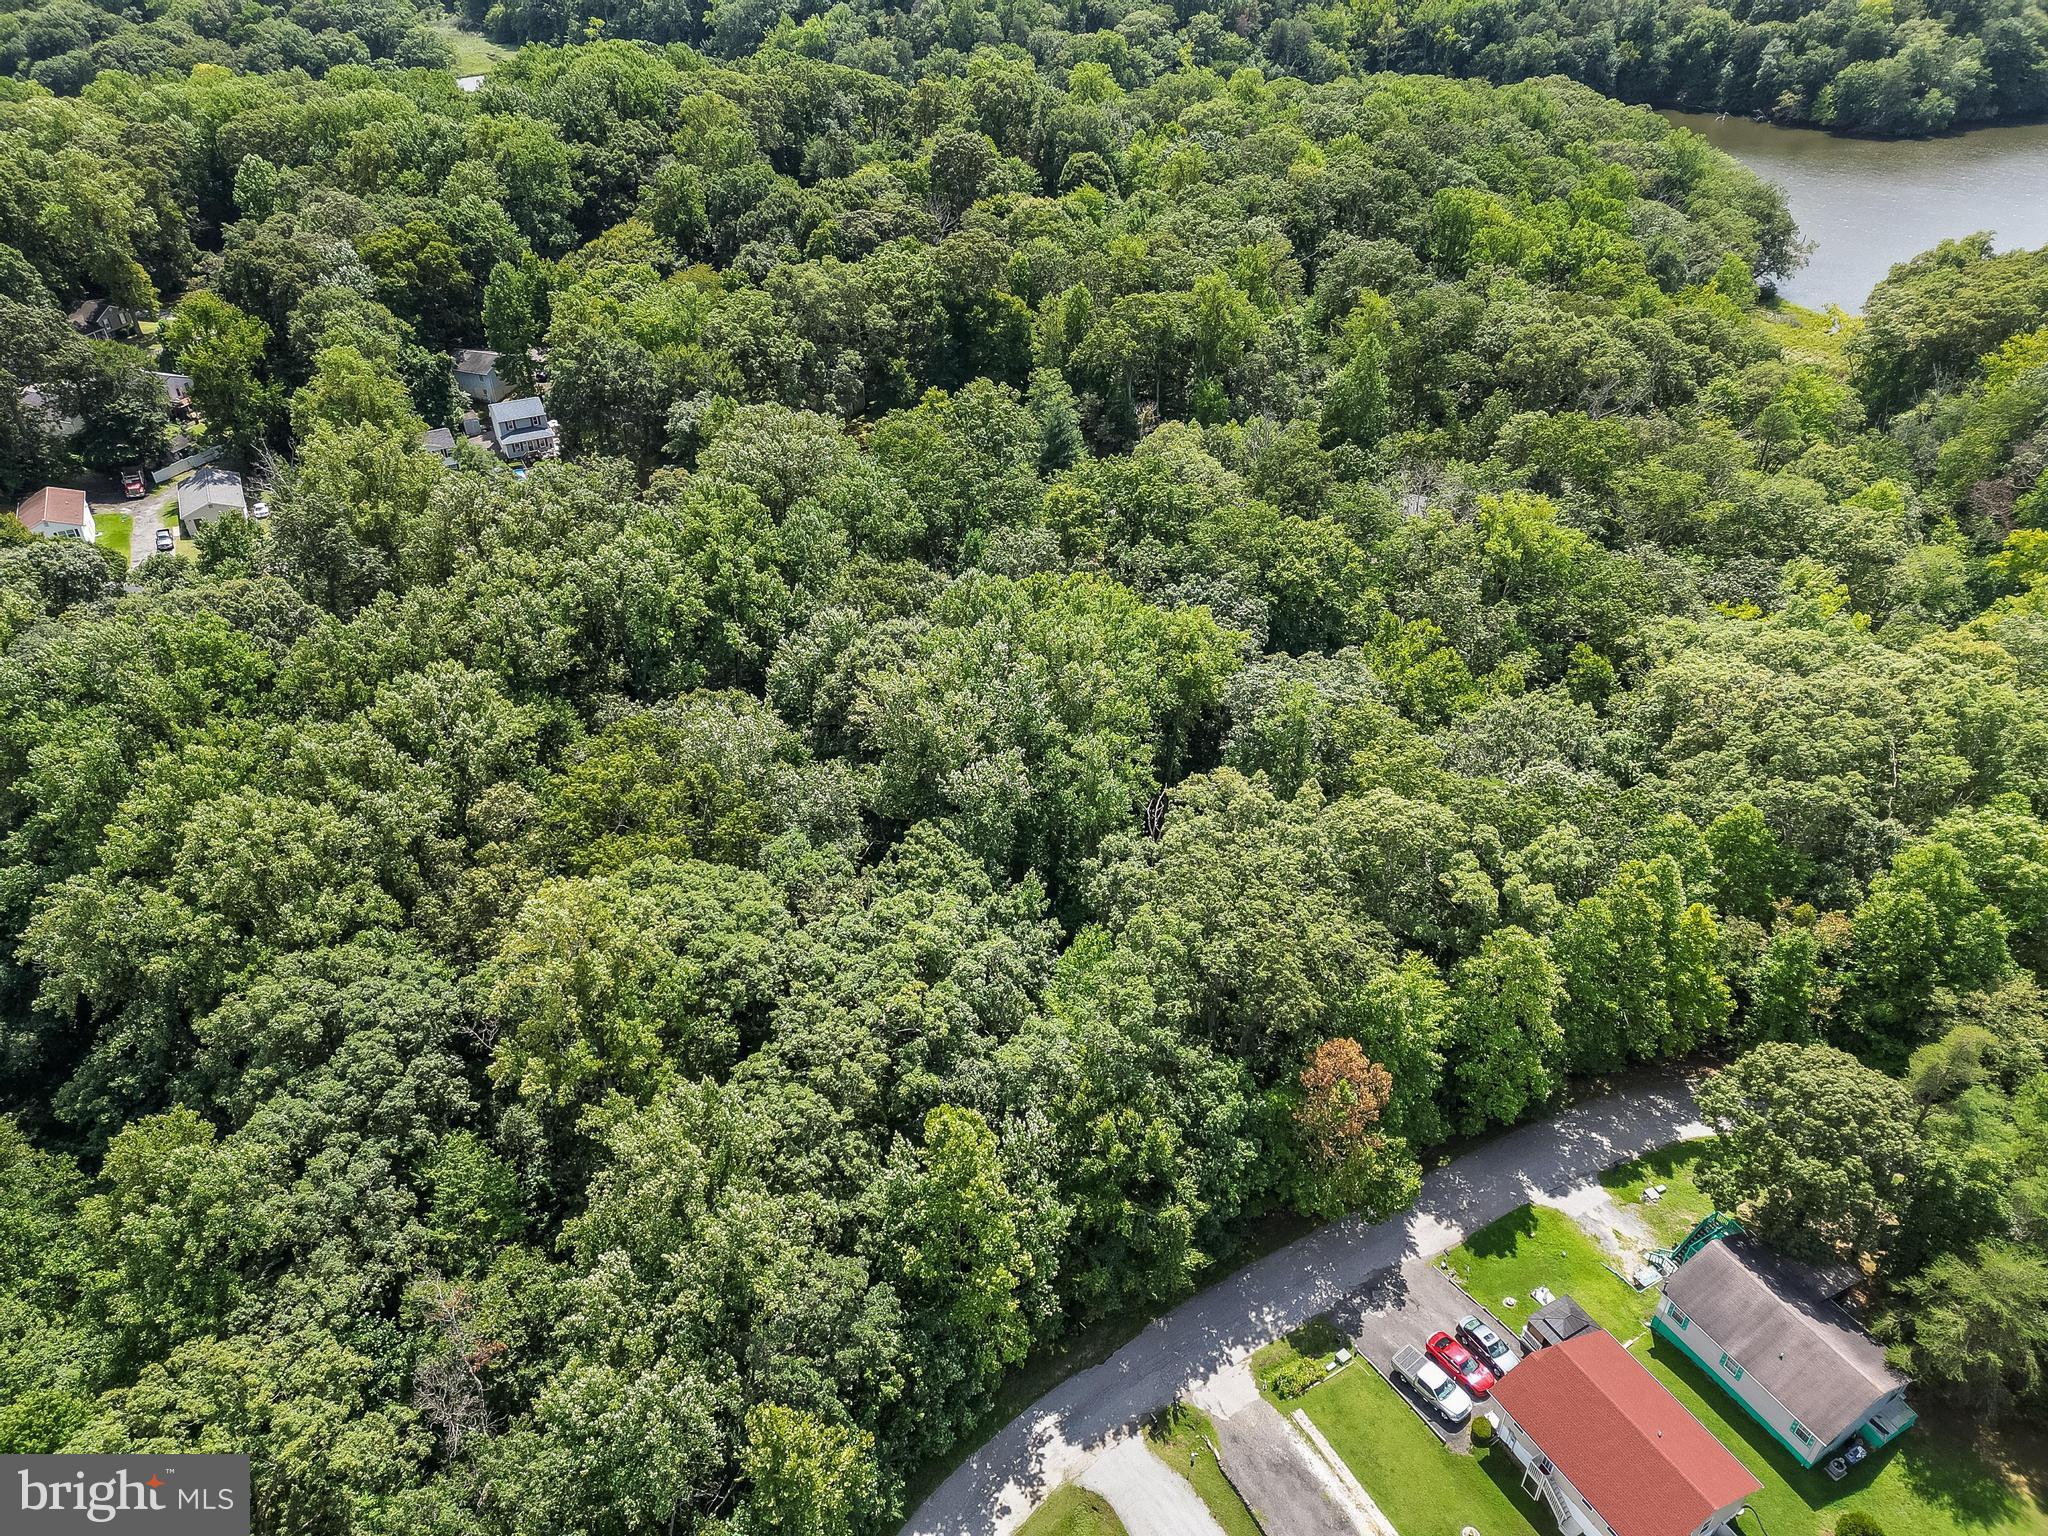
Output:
[1521, 1294, 1599, 1352]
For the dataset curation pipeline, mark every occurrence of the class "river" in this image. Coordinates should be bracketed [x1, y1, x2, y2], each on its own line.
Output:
[1666, 112, 2048, 312]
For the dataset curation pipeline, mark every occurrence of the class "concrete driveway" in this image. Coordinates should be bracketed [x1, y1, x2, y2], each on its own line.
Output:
[1076, 1439, 1224, 1536]
[901, 1070, 1708, 1536]
[1332, 1259, 1519, 1449]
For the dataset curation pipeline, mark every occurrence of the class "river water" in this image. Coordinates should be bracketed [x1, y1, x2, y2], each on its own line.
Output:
[1666, 112, 2048, 312]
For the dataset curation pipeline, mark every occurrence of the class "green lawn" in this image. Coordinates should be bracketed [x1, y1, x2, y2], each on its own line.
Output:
[1443, 1209, 2048, 1536]
[92, 510, 131, 561]
[1598, 1142, 1714, 1249]
[1017, 1485, 1126, 1536]
[427, 15, 507, 74]
[1143, 1405, 1261, 1536]
[1251, 1323, 1546, 1536]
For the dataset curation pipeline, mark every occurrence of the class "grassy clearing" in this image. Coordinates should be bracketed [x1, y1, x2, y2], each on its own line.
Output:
[427, 15, 508, 74]
[1598, 1142, 1713, 1248]
[1443, 1210, 2048, 1536]
[1252, 1322, 1545, 1536]
[1017, 1485, 1126, 1536]
[1764, 299, 1862, 373]
[1143, 1405, 1262, 1536]
[92, 510, 131, 561]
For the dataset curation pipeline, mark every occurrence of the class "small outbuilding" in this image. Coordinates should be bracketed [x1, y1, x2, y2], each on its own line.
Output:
[16, 486, 97, 541]
[1490, 1327, 1759, 1536]
[176, 467, 248, 536]
[1520, 1294, 1599, 1353]
[1656, 1235, 1914, 1467]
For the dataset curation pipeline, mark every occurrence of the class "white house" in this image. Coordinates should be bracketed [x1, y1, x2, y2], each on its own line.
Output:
[453, 348, 515, 404]
[16, 486, 97, 541]
[488, 396, 557, 461]
[155, 371, 196, 415]
[176, 467, 248, 536]
[1656, 1236, 1915, 1468]
[1488, 1325, 1759, 1536]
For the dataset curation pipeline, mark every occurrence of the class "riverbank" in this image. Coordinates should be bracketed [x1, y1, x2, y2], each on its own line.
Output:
[1669, 112, 2048, 311]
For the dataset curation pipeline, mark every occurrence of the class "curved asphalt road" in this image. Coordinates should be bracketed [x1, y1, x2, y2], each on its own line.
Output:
[902, 1069, 1709, 1536]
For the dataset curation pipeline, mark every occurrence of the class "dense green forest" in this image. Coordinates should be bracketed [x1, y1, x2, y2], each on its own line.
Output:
[10, 0, 2048, 134]
[4, 22, 2048, 1536]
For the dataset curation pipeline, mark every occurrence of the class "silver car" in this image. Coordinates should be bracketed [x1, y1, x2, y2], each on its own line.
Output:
[1457, 1314, 1517, 1375]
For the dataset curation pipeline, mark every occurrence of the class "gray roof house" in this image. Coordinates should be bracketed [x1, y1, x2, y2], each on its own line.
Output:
[155, 371, 196, 413]
[67, 298, 140, 340]
[176, 467, 248, 535]
[1655, 1236, 1915, 1467]
[488, 396, 557, 461]
[453, 347, 515, 404]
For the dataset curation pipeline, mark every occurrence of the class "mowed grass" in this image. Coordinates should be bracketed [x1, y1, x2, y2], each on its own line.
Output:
[1444, 1208, 2048, 1536]
[1016, 1484, 1126, 1536]
[1143, 1405, 1261, 1536]
[92, 510, 131, 561]
[1250, 1323, 1546, 1536]
[1598, 1141, 1714, 1248]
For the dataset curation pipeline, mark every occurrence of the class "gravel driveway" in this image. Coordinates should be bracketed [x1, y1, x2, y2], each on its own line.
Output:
[1210, 1399, 1359, 1536]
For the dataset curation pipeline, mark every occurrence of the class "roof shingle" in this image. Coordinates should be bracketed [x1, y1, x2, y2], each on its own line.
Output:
[1662, 1238, 1906, 1445]
[1491, 1328, 1758, 1536]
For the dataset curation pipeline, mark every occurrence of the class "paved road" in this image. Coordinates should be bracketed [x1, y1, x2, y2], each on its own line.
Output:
[1077, 1438, 1226, 1536]
[901, 1070, 1708, 1536]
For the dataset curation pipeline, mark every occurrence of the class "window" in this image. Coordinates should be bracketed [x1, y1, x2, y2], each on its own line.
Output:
[1667, 1304, 1690, 1330]
[1792, 1423, 1813, 1445]
[1718, 1352, 1744, 1381]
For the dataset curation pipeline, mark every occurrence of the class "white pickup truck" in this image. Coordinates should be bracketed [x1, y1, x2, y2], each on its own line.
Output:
[1391, 1343, 1474, 1426]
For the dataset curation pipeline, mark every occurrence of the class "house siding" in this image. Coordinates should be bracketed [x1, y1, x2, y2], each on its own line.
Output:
[1649, 1296, 1894, 1467]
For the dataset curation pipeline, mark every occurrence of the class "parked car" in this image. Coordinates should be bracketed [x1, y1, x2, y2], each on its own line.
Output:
[1425, 1330, 1496, 1397]
[121, 467, 146, 498]
[1456, 1315, 1516, 1376]
[154, 526, 175, 553]
[1391, 1344, 1473, 1425]
[251, 499, 270, 520]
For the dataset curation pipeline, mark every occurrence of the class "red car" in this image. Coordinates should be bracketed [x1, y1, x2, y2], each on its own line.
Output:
[1425, 1330, 1496, 1397]
[121, 467, 146, 498]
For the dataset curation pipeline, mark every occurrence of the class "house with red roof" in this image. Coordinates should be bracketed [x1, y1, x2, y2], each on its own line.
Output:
[1488, 1325, 1759, 1536]
[16, 486, 97, 542]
